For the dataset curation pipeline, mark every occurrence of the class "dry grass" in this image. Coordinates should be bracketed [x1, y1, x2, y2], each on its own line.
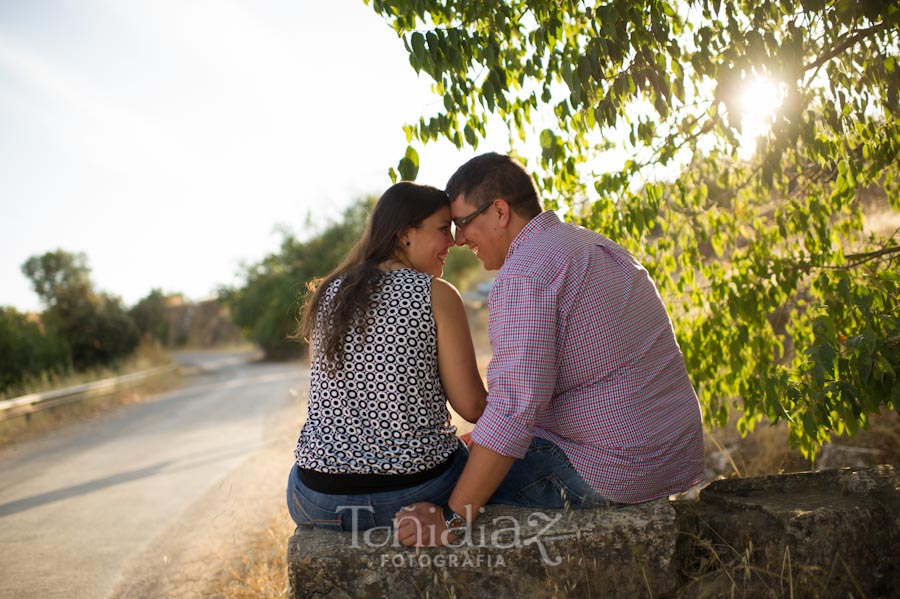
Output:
[704, 409, 900, 479]
[704, 419, 811, 478]
[0, 337, 173, 401]
[214, 510, 295, 599]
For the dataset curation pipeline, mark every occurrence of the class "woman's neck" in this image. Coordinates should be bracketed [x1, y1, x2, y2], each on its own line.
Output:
[379, 257, 413, 272]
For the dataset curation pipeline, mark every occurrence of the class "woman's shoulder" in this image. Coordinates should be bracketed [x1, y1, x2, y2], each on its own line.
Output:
[430, 276, 460, 296]
[430, 277, 464, 312]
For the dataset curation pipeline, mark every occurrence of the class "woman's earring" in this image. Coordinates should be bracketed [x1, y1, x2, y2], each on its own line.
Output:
[405, 241, 411, 246]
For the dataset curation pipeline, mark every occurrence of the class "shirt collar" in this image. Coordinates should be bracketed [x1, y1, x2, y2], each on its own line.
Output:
[505, 210, 561, 262]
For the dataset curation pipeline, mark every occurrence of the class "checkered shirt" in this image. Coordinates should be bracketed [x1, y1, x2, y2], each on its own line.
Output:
[470, 211, 705, 504]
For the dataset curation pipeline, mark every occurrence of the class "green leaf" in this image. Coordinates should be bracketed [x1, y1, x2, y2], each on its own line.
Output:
[397, 145, 419, 181]
[858, 356, 873, 385]
[803, 411, 818, 437]
[539, 128, 555, 149]
[879, 271, 900, 283]
[411, 32, 426, 66]
[464, 124, 478, 147]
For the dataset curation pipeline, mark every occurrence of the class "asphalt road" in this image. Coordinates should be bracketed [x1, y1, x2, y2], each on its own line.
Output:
[0, 351, 309, 599]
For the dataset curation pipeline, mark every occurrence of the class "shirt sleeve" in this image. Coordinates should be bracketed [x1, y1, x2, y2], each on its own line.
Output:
[470, 274, 557, 458]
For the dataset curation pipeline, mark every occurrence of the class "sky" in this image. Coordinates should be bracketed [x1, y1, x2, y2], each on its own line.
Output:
[0, 0, 491, 313]
[0, 1, 784, 314]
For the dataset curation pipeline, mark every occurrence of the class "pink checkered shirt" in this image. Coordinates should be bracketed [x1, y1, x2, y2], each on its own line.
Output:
[470, 211, 705, 503]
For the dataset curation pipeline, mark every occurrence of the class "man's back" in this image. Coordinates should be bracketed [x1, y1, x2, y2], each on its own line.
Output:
[483, 211, 705, 503]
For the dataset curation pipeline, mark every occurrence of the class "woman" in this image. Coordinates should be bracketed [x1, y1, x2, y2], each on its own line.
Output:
[286, 181, 487, 531]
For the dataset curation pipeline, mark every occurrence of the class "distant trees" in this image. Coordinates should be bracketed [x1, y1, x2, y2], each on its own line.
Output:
[223, 199, 374, 359]
[0, 250, 155, 396]
[0, 307, 69, 393]
[223, 196, 483, 359]
[21, 250, 140, 370]
[129, 289, 170, 345]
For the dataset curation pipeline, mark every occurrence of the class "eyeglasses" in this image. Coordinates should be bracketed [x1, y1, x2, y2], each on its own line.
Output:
[451, 201, 492, 230]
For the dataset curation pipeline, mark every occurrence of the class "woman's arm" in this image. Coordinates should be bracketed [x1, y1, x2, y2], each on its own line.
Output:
[431, 278, 487, 423]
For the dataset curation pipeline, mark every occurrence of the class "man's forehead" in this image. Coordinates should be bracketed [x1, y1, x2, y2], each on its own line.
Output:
[449, 193, 473, 212]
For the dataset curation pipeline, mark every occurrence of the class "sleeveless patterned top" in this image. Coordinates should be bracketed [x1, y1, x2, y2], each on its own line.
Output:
[294, 268, 458, 475]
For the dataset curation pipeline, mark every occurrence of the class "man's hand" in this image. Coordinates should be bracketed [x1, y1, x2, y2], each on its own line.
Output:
[392, 444, 517, 547]
[393, 502, 457, 547]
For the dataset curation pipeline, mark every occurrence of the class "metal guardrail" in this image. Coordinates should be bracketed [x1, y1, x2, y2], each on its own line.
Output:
[0, 364, 178, 422]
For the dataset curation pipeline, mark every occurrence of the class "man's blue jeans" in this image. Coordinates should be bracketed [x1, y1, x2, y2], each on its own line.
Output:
[489, 437, 619, 509]
[286, 442, 468, 531]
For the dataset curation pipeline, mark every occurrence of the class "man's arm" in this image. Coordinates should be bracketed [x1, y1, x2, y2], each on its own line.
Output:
[394, 443, 516, 547]
[394, 275, 558, 547]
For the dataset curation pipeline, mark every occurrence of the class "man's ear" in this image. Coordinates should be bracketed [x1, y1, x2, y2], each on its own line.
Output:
[494, 199, 512, 227]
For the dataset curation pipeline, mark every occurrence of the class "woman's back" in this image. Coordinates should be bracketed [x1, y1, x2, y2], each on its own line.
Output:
[295, 268, 458, 476]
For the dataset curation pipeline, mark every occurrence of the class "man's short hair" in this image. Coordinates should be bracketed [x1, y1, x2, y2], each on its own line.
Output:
[445, 153, 542, 219]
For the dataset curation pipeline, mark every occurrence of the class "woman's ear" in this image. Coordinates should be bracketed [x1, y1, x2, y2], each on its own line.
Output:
[397, 227, 412, 247]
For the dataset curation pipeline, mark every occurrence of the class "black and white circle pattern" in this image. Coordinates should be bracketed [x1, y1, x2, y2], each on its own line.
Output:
[295, 269, 457, 475]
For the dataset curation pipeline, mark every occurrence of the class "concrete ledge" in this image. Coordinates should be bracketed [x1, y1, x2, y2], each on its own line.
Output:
[288, 499, 678, 599]
[674, 465, 900, 598]
[288, 466, 900, 598]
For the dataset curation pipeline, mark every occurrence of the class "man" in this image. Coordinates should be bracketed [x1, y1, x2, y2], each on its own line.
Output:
[394, 153, 705, 546]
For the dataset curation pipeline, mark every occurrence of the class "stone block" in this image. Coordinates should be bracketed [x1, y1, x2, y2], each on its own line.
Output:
[676, 465, 900, 599]
[288, 499, 679, 599]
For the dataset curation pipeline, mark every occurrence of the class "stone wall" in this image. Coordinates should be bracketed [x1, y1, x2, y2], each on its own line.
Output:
[287, 465, 900, 599]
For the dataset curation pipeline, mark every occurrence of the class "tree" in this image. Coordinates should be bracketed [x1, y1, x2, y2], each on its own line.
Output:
[225, 197, 484, 359]
[21, 250, 139, 370]
[129, 289, 170, 344]
[0, 307, 70, 395]
[22, 250, 95, 323]
[223, 199, 375, 359]
[367, 0, 900, 457]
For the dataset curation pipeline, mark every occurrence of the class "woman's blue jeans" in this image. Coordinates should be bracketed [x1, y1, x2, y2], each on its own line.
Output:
[287, 443, 468, 531]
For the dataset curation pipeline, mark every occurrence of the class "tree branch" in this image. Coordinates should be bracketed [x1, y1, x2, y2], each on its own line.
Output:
[804, 22, 890, 72]
[843, 245, 900, 268]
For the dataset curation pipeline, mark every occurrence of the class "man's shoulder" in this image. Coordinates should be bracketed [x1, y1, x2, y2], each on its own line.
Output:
[505, 220, 605, 271]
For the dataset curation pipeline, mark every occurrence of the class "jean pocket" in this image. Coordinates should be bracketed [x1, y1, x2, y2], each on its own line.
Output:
[515, 472, 572, 508]
[290, 487, 347, 532]
[517, 471, 608, 509]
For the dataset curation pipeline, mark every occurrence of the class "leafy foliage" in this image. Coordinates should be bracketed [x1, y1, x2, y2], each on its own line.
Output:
[442, 245, 484, 290]
[129, 289, 170, 344]
[224, 197, 484, 359]
[21, 249, 140, 371]
[0, 307, 70, 394]
[222, 200, 375, 359]
[368, 0, 900, 456]
[1, 249, 141, 394]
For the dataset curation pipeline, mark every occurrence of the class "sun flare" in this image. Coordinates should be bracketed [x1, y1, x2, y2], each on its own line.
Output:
[737, 77, 784, 153]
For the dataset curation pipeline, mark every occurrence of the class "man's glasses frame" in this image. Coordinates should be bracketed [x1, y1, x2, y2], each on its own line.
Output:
[451, 201, 492, 230]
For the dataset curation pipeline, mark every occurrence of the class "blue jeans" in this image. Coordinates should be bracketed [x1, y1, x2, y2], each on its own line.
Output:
[286, 443, 468, 531]
[490, 437, 619, 509]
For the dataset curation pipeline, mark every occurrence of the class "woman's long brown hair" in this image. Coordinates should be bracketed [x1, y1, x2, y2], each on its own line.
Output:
[296, 182, 448, 373]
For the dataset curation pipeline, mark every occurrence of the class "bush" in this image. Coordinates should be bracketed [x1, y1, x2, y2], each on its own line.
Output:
[223, 199, 374, 359]
[0, 307, 70, 395]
